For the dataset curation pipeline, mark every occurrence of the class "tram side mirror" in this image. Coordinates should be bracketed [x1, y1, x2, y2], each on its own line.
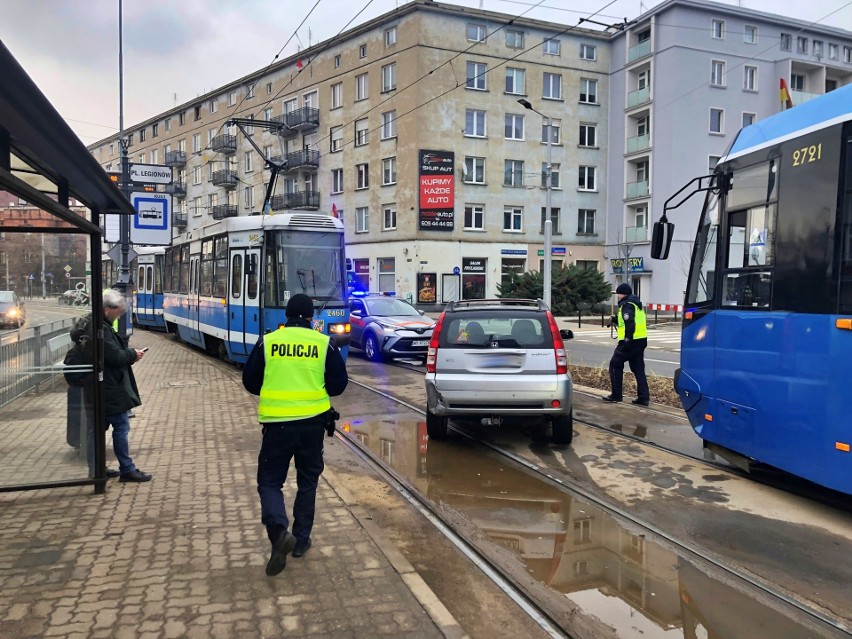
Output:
[651, 219, 675, 260]
[247, 254, 258, 275]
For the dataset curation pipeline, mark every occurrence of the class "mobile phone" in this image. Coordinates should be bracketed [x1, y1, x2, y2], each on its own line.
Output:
[140, 347, 149, 352]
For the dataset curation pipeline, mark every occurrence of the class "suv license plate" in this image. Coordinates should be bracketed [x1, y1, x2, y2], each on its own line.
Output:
[411, 340, 429, 347]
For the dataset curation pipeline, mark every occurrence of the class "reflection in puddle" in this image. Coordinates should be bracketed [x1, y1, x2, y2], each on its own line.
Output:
[343, 415, 839, 639]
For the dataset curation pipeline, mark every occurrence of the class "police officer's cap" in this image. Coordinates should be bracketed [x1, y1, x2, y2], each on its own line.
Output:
[616, 283, 632, 296]
[286, 293, 314, 319]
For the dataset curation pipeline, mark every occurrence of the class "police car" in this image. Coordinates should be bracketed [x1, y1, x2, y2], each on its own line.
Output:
[349, 292, 436, 362]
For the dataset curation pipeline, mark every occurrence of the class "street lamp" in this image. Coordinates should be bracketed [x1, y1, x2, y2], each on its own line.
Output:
[518, 98, 553, 310]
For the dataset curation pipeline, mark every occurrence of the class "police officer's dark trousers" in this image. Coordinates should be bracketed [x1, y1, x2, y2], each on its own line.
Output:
[608, 338, 650, 402]
[257, 417, 325, 544]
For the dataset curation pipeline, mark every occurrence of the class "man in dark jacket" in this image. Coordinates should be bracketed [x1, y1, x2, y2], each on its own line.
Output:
[603, 283, 651, 406]
[242, 294, 348, 575]
[83, 289, 152, 482]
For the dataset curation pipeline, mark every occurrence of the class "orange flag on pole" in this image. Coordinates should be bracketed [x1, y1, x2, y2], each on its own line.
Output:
[780, 78, 794, 110]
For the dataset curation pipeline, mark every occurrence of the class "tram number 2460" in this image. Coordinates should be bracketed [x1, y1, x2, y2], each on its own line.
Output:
[791, 143, 822, 167]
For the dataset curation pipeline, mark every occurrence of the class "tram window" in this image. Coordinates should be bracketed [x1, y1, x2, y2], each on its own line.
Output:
[179, 246, 190, 294]
[231, 255, 242, 299]
[153, 261, 162, 294]
[213, 237, 228, 297]
[138, 266, 145, 291]
[726, 205, 775, 269]
[726, 159, 778, 210]
[686, 195, 720, 306]
[146, 266, 153, 292]
[722, 271, 771, 307]
[247, 254, 258, 300]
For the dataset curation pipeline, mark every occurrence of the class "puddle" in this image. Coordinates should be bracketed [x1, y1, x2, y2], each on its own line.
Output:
[341, 415, 842, 639]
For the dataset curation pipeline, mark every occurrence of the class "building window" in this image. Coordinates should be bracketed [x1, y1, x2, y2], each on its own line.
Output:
[245, 84, 255, 99]
[464, 156, 485, 184]
[466, 61, 487, 90]
[283, 97, 297, 114]
[244, 186, 253, 211]
[139, 129, 146, 142]
[780, 33, 791, 50]
[377, 258, 395, 291]
[504, 160, 524, 187]
[578, 166, 596, 191]
[744, 66, 757, 91]
[711, 19, 725, 39]
[381, 63, 397, 92]
[328, 127, 342, 153]
[262, 145, 272, 160]
[150, 149, 158, 164]
[332, 168, 344, 194]
[356, 163, 369, 189]
[266, 82, 273, 95]
[541, 162, 560, 188]
[543, 119, 561, 144]
[179, 111, 186, 126]
[744, 25, 757, 44]
[845, 46, 852, 63]
[813, 40, 824, 57]
[505, 67, 525, 94]
[356, 207, 369, 233]
[543, 37, 560, 55]
[576, 261, 597, 271]
[504, 113, 524, 140]
[797, 36, 808, 53]
[355, 119, 369, 147]
[193, 196, 202, 217]
[742, 112, 756, 128]
[711, 60, 726, 87]
[192, 134, 201, 153]
[264, 107, 273, 121]
[355, 73, 368, 101]
[710, 108, 724, 134]
[708, 155, 721, 173]
[503, 206, 523, 232]
[578, 209, 596, 234]
[244, 151, 253, 172]
[506, 29, 524, 49]
[385, 26, 397, 47]
[543, 72, 562, 99]
[381, 111, 397, 139]
[164, 118, 171, 133]
[579, 78, 597, 103]
[540, 207, 561, 234]
[152, 123, 159, 138]
[464, 204, 485, 230]
[465, 109, 486, 137]
[790, 73, 805, 91]
[331, 82, 342, 109]
[334, 54, 341, 68]
[467, 23, 486, 42]
[359, 44, 367, 59]
[228, 92, 236, 106]
[828, 43, 838, 60]
[382, 157, 397, 185]
[109, 143, 114, 155]
[383, 205, 397, 230]
[210, 99, 218, 113]
[580, 43, 597, 60]
[579, 123, 596, 147]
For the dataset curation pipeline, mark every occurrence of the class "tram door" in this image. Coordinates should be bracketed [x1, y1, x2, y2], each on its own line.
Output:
[187, 254, 202, 342]
[137, 263, 154, 319]
[228, 248, 261, 357]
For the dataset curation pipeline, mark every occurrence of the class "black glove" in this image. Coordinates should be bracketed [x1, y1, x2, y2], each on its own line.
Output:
[325, 408, 340, 437]
[609, 315, 617, 328]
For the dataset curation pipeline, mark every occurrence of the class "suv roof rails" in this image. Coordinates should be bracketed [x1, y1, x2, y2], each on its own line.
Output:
[445, 298, 547, 312]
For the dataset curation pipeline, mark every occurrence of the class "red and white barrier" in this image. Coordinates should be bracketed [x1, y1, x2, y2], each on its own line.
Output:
[647, 303, 684, 312]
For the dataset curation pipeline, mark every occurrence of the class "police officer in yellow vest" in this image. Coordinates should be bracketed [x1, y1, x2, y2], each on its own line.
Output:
[603, 283, 650, 406]
[242, 294, 348, 576]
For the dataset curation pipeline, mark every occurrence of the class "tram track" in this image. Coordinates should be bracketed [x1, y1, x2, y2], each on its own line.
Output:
[348, 360, 851, 638]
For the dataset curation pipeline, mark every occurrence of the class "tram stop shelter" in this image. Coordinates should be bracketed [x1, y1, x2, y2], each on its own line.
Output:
[0, 40, 135, 493]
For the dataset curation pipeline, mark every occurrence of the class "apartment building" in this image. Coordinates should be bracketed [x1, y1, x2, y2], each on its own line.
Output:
[89, 0, 610, 305]
[607, 0, 852, 306]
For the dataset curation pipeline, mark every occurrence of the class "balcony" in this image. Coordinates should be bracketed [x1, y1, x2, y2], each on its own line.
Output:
[164, 150, 186, 167]
[163, 181, 186, 198]
[284, 190, 320, 210]
[791, 89, 821, 105]
[174, 212, 188, 228]
[283, 149, 320, 172]
[627, 86, 650, 108]
[628, 39, 651, 62]
[211, 134, 237, 155]
[211, 204, 238, 220]
[269, 194, 288, 211]
[211, 170, 238, 189]
[271, 107, 320, 137]
[626, 180, 649, 199]
[626, 134, 650, 154]
[625, 225, 648, 243]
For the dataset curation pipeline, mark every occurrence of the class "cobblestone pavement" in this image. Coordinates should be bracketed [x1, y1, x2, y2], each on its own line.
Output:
[0, 331, 464, 639]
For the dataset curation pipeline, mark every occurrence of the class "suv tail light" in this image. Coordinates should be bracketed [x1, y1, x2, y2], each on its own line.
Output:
[546, 311, 568, 374]
[426, 311, 446, 373]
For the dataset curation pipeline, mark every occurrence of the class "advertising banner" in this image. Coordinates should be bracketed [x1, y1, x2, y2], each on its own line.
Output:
[417, 272, 437, 303]
[418, 150, 455, 231]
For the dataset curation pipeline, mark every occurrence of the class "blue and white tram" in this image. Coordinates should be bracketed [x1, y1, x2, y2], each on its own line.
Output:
[163, 214, 350, 363]
[652, 84, 852, 494]
[133, 246, 167, 330]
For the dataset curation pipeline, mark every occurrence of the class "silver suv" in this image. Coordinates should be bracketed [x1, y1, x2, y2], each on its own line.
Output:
[424, 299, 574, 444]
[349, 294, 436, 362]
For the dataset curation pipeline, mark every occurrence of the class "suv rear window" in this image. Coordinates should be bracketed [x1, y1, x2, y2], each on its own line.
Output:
[441, 312, 547, 348]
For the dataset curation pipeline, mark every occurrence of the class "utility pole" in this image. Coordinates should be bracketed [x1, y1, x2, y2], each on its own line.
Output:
[115, 0, 132, 338]
[40, 233, 46, 297]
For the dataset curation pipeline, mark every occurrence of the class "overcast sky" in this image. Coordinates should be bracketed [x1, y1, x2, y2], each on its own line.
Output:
[1, 0, 850, 144]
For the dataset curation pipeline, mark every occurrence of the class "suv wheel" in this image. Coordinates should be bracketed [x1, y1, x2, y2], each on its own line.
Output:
[551, 410, 573, 445]
[364, 333, 383, 362]
[426, 408, 449, 440]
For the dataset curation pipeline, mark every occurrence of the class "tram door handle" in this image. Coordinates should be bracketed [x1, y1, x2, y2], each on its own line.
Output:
[730, 407, 738, 415]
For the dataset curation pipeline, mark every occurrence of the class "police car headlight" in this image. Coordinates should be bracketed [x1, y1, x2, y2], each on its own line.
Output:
[329, 322, 350, 335]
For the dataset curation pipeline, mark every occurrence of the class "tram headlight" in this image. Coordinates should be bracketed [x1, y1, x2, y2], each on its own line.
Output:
[329, 322, 350, 335]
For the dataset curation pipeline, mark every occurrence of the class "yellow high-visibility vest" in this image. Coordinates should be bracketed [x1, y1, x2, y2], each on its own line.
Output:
[617, 301, 648, 340]
[258, 327, 330, 423]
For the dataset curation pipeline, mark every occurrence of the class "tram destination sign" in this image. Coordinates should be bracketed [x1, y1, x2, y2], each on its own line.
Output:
[129, 163, 173, 185]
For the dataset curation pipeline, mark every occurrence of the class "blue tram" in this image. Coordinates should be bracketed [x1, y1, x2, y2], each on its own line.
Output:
[163, 213, 350, 363]
[133, 246, 167, 330]
[652, 84, 852, 495]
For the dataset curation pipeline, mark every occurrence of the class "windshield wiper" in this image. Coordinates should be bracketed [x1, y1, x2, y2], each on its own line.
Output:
[318, 279, 343, 314]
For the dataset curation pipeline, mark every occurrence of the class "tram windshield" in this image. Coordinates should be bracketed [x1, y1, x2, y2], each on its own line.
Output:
[265, 230, 345, 307]
[686, 192, 719, 306]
